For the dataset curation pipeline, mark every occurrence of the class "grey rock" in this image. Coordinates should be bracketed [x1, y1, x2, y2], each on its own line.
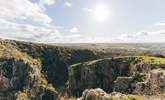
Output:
[134, 68, 165, 95]
[0, 75, 10, 92]
[113, 77, 133, 94]
[80, 88, 110, 100]
[69, 58, 130, 96]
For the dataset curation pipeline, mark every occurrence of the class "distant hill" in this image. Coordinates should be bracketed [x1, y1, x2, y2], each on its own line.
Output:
[52, 43, 165, 57]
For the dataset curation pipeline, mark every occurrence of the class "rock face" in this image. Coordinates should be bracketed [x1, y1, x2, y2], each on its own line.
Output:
[69, 57, 165, 97]
[0, 42, 58, 100]
[149, 69, 165, 94]
[0, 75, 10, 92]
[134, 68, 165, 95]
[0, 40, 101, 99]
[113, 77, 133, 94]
[1, 40, 165, 99]
[12, 40, 100, 88]
[0, 59, 31, 92]
[0, 58, 57, 99]
[69, 58, 130, 96]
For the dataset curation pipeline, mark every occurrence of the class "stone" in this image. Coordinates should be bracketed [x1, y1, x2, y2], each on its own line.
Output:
[133, 68, 165, 95]
[69, 58, 130, 96]
[80, 88, 110, 100]
[0, 75, 10, 92]
[113, 77, 133, 94]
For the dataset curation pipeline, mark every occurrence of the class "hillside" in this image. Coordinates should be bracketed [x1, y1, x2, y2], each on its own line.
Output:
[0, 40, 57, 99]
[0, 40, 100, 88]
[54, 43, 165, 57]
[0, 39, 165, 100]
[0, 40, 100, 100]
[69, 56, 165, 97]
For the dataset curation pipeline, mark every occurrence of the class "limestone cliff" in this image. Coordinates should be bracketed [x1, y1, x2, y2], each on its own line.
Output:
[69, 56, 165, 97]
[0, 40, 57, 100]
[1, 39, 165, 100]
[0, 39, 100, 100]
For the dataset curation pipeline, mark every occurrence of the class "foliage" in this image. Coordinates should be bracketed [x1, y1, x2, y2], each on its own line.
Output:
[16, 91, 29, 100]
[10, 40, 100, 88]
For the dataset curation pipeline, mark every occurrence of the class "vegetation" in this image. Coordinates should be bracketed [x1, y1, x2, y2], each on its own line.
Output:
[0, 39, 165, 100]
[0, 40, 57, 99]
[69, 56, 165, 97]
[0, 40, 100, 88]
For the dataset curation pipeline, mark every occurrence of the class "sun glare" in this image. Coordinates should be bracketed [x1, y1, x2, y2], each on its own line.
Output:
[94, 4, 110, 22]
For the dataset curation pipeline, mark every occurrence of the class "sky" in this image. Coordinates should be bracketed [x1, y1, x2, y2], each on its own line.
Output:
[0, 0, 165, 43]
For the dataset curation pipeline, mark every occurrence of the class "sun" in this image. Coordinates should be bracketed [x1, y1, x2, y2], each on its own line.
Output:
[94, 4, 110, 22]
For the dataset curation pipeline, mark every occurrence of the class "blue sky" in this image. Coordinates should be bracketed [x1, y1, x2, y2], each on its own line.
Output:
[0, 0, 165, 43]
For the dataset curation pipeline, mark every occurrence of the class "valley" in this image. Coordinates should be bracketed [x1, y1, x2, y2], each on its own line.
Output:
[0, 39, 165, 100]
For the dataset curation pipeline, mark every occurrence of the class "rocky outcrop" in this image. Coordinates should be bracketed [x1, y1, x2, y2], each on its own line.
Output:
[69, 57, 165, 97]
[79, 88, 142, 100]
[134, 68, 165, 95]
[1, 39, 165, 99]
[0, 75, 10, 92]
[10, 40, 100, 89]
[69, 58, 131, 96]
[149, 69, 165, 94]
[0, 39, 102, 99]
[0, 59, 39, 90]
[79, 88, 110, 100]
[0, 57, 57, 99]
[113, 77, 133, 94]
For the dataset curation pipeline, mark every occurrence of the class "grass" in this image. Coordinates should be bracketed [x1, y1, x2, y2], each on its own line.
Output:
[0, 40, 41, 66]
[134, 56, 165, 64]
[70, 56, 165, 68]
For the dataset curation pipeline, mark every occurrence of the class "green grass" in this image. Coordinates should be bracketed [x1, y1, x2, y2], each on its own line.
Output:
[71, 56, 165, 68]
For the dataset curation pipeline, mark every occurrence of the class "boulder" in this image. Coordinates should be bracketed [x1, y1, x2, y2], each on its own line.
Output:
[79, 88, 110, 100]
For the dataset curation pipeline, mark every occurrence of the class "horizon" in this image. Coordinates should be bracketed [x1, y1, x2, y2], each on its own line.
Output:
[2, 38, 165, 45]
[0, 0, 165, 43]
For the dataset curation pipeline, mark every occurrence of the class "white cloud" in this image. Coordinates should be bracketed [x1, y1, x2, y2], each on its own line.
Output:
[0, 0, 86, 43]
[0, 0, 163, 43]
[51, 35, 111, 43]
[0, 18, 60, 42]
[115, 30, 165, 43]
[0, 0, 70, 43]
[70, 27, 79, 33]
[0, 0, 53, 25]
[64, 2, 72, 7]
[38, 0, 56, 9]
[0, 18, 83, 43]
